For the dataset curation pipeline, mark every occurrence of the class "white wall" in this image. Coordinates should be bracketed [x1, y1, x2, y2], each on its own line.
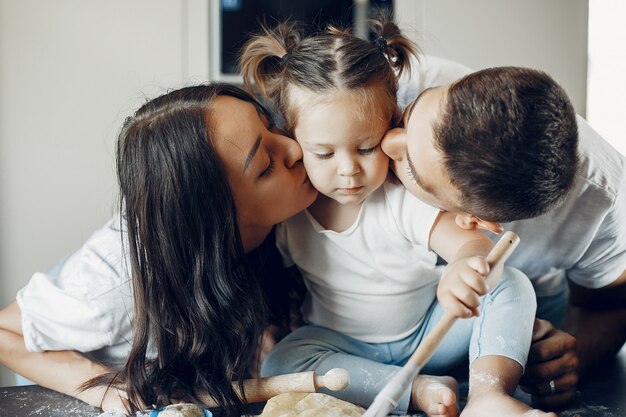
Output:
[395, 0, 589, 115]
[587, 0, 626, 157]
[0, 0, 209, 387]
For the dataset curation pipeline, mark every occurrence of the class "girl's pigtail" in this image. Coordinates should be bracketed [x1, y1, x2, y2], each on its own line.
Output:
[369, 16, 419, 77]
[239, 21, 302, 100]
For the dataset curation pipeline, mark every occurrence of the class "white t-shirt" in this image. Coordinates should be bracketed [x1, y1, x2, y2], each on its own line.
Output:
[499, 117, 626, 295]
[16, 215, 154, 366]
[276, 181, 442, 343]
[399, 55, 626, 295]
[397, 55, 473, 110]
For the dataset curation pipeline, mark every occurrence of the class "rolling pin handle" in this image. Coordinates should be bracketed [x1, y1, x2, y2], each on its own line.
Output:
[314, 368, 350, 392]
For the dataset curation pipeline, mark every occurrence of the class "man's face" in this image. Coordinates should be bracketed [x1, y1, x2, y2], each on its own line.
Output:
[381, 86, 463, 213]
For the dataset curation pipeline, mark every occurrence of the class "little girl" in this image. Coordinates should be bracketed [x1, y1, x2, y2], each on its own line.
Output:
[240, 19, 554, 417]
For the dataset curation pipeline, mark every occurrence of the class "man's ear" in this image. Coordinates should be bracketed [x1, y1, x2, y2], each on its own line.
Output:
[455, 213, 503, 234]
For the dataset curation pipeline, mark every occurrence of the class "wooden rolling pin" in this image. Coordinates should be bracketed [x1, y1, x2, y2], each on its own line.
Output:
[198, 368, 350, 407]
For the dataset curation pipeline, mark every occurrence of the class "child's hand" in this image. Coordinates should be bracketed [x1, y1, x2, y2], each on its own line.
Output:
[437, 256, 490, 318]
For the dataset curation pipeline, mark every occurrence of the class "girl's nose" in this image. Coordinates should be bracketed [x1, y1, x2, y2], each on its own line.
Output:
[338, 156, 360, 176]
[381, 127, 407, 161]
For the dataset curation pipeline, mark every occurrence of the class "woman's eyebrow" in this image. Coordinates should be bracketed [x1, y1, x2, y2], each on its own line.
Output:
[243, 135, 262, 173]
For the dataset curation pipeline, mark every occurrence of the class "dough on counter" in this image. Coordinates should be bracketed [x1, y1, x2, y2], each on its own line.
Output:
[157, 403, 206, 417]
[260, 393, 364, 417]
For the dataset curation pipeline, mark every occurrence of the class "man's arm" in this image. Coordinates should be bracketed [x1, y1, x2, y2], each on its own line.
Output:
[0, 301, 127, 413]
[565, 270, 626, 374]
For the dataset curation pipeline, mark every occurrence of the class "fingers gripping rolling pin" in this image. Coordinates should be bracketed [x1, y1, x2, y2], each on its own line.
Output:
[198, 368, 350, 407]
[362, 231, 520, 417]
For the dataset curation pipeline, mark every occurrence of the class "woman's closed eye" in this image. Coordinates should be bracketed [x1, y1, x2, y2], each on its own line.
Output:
[260, 156, 275, 177]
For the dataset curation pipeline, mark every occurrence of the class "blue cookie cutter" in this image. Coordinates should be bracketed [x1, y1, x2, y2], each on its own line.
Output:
[149, 407, 213, 417]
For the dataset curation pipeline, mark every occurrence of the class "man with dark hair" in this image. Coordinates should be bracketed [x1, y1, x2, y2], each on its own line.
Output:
[432, 67, 580, 223]
[382, 57, 626, 410]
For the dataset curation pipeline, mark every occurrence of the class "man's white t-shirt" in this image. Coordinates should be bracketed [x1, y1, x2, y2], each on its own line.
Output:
[398, 55, 626, 295]
[500, 117, 626, 295]
[277, 181, 442, 343]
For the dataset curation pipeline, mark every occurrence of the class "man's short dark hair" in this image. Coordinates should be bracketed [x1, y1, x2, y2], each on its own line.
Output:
[434, 66, 580, 222]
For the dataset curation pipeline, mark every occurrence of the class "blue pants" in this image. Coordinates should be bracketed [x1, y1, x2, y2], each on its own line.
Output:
[261, 267, 536, 413]
[536, 285, 569, 328]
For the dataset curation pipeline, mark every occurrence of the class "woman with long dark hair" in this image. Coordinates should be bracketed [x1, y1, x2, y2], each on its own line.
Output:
[0, 83, 317, 416]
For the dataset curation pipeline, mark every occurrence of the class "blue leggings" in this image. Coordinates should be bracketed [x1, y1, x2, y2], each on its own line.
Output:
[261, 267, 536, 413]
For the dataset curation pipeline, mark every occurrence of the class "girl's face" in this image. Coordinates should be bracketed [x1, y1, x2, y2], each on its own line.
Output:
[210, 96, 318, 230]
[292, 90, 390, 206]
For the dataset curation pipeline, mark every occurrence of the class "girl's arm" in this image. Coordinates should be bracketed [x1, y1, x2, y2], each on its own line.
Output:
[429, 212, 497, 317]
[0, 301, 127, 413]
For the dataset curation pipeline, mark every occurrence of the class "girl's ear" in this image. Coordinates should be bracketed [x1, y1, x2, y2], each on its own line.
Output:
[455, 213, 503, 234]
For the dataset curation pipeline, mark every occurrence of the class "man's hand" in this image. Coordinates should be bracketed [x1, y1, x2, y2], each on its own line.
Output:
[520, 319, 579, 409]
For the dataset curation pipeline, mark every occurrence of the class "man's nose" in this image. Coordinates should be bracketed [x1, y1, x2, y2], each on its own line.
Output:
[381, 127, 406, 161]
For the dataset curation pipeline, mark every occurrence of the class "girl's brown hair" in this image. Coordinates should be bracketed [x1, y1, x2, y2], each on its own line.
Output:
[240, 16, 419, 133]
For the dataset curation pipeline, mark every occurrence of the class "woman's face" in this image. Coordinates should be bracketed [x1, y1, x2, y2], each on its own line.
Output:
[209, 96, 318, 234]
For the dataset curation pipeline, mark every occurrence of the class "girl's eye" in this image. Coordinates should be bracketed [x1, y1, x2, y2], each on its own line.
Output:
[358, 145, 379, 155]
[313, 152, 333, 160]
[260, 157, 275, 177]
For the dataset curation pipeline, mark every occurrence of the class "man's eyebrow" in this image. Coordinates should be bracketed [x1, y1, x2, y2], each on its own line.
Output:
[243, 135, 262, 173]
[407, 150, 435, 195]
[403, 87, 431, 128]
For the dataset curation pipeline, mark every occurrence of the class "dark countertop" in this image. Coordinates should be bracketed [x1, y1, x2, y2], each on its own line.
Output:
[1, 345, 624, 417]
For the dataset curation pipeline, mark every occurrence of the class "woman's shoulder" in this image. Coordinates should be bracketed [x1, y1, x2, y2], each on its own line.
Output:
[23, 215, 131, 301]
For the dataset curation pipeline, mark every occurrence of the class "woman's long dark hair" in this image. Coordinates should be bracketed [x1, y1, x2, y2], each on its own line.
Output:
[83, 84, 274, 417]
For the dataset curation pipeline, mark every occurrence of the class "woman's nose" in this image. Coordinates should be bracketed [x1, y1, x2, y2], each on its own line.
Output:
[381, 127, 406, 161]
[280, 134, 303, 168]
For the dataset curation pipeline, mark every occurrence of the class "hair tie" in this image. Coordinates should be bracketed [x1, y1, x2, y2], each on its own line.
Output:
[375, 36, 387, 53]
[281, 53, 291, 64]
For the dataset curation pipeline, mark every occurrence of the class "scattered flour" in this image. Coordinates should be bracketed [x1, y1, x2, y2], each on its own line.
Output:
[469, 369, 501, 386]
[97, 403, 208, 417]
[496, 335, 506, 349]
[97, 412, 149, 417]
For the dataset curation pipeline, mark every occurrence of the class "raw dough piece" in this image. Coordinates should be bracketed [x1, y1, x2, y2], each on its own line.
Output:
[260, 392, 364, 417]
[158, 403, 205, 417]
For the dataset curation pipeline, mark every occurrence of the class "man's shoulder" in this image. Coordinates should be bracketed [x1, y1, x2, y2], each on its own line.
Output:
[397, 55, 473, 109]
[576, 115, 625, 199]
[505, 117, 625, 241]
